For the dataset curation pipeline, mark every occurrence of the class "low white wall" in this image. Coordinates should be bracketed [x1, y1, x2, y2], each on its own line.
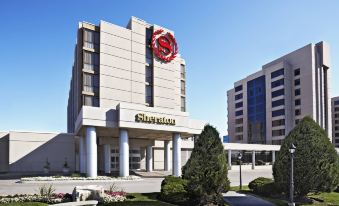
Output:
[8, 131, 75, 173]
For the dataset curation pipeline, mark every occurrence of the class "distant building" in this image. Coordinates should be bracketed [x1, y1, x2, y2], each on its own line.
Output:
[227, 42, 332, 145]
[332, 97, 339, 147]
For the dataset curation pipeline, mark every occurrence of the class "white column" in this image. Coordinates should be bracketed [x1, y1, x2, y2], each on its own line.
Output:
[79, 136, 85, 173]
[119, 129, 129, 177]
[272, 151, 276, 163]
[86, 127, 97, 177]
[164, 140, 170, 171]
[146, 145, 153, 172]
[104, 144, 111, 174]
[252, 150, 256, 170]
[228, 150, 232, 170]
[172, 133, 181, 177]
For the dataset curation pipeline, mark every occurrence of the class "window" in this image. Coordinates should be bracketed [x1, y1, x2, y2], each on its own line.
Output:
[83, 51, 99, 71]
[180, 64, 185, 79]
[146, 27, 153, 45]
[235, 102, 243, 108]
[271, 68, 284, 78]
[181, 80, 185, 95]
[83, 73, 98, 93]
[272, 119, 285, 127]
[83, 95, 99, 107]
[271, 79, 284, 88]
[335, 114, 339, 118]
[235, 93, 243, 100]
[181, 96, 186, 112]
[145, 66, 153, 83]
[335, 139, 339, 143]
[146, 85, 153, 106]
[83, 29, 99, 49]
[272, 140, 282, 145]
[272, 129, 285, 137]
[336, 133, 339, 137]
[294, 79, 300, 86]
[146, 47, 153, 64]
[295, 88, 301, 96]
[335, 120, 339, 124]
[236, 127, 243, 133]
[272, 99, 284, 107]
[294, 68, 300, 76]
[335, 108, 339, 112]
[235, 110, 243, 116]
[295, 109, 301, 116]
[295, 99, 301, 106]
[335, 100, 339, 105]
[235, 118, 243, 124]
[236, 135, 243, 140]
[235, 85, 243, 92]
[335, 126, 339, 130]
[272, 109, 285, 117]
[272, 89, 284, 98]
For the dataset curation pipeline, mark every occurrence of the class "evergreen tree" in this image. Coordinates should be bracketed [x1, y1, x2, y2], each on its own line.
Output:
[182, 124, 229, 205]
[273, 116, 339, 197]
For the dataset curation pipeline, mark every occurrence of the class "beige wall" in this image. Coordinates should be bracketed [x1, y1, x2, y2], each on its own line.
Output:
[8, 132, 75, 173]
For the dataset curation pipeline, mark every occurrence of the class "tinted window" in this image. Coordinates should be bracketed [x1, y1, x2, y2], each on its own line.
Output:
[295, 79, 300, 86]
[235, 102, 243, 108]
[295, 89, 301, 96]
[235, 110, 243, 116]
[272, 99, 284, 107]
[235, 85, 243, 92]
[271, 68, 284, 78]
[271, 79, 284, 88]
[294, 68, 300, 76]
[295, 99, 301, 106]
[235, 93, 243, 100]
[335, 100, 339, 105]
[272, 109, 285, 117]
[272, 89, 284, 98]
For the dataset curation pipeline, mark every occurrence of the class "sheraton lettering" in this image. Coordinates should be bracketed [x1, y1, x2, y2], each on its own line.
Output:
[135, 113, 175, 125]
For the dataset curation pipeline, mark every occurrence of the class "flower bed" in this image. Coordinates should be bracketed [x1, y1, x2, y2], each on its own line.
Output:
[20, 175, 142, 182]
[100, 191, 127, 203]
[0, 193, 72, 204]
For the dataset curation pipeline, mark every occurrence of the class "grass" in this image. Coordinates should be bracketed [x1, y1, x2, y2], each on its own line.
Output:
[100, 193, 176, 206]
[0, 203, 48, 206]
[229, 185, 339, 206]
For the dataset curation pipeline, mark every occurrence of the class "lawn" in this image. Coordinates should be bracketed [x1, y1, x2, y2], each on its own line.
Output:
[100, 193, 176, 206]
[229, 185, 339, 206]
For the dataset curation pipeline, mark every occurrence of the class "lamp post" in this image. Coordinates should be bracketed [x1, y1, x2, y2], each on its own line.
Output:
[288, 144, 296, 206]
[238, 152, 243, 190]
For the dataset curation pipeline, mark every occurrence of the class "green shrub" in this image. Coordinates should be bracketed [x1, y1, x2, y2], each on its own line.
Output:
[182, 124, 230, 205]
[71, 173, 81, 177]
[273, 116, 339, 197]
[249, 177, 273, 193]
[160, 176, 189, 205]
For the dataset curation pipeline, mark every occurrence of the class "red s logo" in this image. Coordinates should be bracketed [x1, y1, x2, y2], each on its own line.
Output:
[151, 29, 178, 62]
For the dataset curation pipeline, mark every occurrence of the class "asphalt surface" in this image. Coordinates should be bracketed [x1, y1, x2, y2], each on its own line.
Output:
[223, 191, 275, 206]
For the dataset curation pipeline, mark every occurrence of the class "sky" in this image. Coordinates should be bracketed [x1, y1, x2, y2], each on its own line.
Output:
[1, 0, 339, 135]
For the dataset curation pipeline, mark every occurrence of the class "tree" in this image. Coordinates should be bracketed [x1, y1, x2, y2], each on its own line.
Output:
[182, 124, 229, 205]
[273, 116, 339, 197]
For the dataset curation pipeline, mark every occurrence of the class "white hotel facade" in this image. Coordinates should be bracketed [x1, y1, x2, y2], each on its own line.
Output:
[227, 42, 332, 145]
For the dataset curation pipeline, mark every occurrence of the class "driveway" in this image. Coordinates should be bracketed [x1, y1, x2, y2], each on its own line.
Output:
[223, 191, 275, 206]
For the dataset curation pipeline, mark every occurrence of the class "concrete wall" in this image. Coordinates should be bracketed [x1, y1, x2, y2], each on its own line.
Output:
[8, 131, 75, 173]
[0, 132, 9, 173]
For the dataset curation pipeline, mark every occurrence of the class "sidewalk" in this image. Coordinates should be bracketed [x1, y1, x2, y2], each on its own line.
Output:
[223, 191, 275, 206]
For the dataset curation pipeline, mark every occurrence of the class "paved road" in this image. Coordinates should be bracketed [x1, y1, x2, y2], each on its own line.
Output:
[223, 191, 275, 206]
[0, 168, 273, 195]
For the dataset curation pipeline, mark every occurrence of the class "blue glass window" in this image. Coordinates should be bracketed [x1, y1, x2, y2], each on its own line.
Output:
[235, 93, 243, 100]
[335, 100, 339, 105]
[271, 79, 284, 88]
[271, 68, 284, 78]
[272, 89, 284, 98]
[235, 110, 243, 116]
[272, 109, 285, 117]
[272, 99, 284, 107]
[235, 85, 243, 92]
[235, 102, 243, 108]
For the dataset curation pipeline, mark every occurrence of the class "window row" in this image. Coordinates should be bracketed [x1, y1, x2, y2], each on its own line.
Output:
[83, 95, 99, 107]
[272, 129, 285, 137]
[236, 126, 243, 133]
[235, 118, 243, 124]
[335, 100, 339, 106]
[235, 85, 243, 92]
[271, 79, 284, 88]
[294, 68, 300, 76]
[235, 93, 243, 100]
[272, 119, 285, 127]
[335, 107, 339, 112]
[83, 51, 99, 71]
[272, 109, 285, 117]
[272, 99, 284, 108]
[235, 110, 243, 116]
[272, 88, 284, 98]
[83, 29, 99, 50]
[235, 102, 243, 108]
[83, 73, 99, 93]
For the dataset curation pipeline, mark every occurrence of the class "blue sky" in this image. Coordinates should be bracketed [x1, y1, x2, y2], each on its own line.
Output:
[1, 0, 339, 134]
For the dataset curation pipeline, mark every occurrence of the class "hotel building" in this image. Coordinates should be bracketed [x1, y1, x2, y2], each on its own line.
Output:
[227, 42, 332, 145]
[0, 17, 204, 176]
[332, 97, 339, 147]
[66, 17, 204, 177]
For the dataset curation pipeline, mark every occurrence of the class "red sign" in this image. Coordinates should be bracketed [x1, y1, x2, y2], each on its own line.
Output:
[151, 29, 178, 62]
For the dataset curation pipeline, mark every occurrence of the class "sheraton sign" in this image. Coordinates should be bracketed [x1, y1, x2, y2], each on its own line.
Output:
[135, 113, 176, 125]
